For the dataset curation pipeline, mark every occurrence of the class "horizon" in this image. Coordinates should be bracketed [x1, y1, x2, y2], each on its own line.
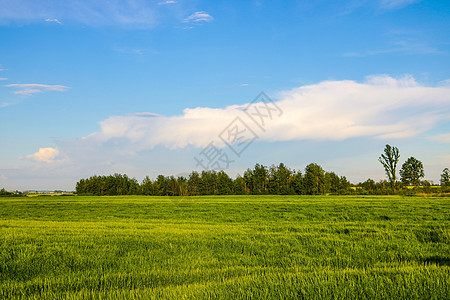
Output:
[1, 0, 449, 190]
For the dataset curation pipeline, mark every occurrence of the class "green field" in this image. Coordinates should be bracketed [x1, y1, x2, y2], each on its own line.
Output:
[0, 195, 449, 299]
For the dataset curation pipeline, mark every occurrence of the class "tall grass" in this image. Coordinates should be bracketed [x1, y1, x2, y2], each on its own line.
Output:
[0, 195, 448, 299]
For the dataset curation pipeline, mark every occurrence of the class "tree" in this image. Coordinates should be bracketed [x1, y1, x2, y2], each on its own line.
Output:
[233, 175, 246, 195]
[379, 144, 400, 188]
[154, 175, 168, 196]
[243, 168, 253, 194]
[252, 164, 268, 194]
[399, 157, 424, 187]
[303, 163, 325, 195]
[217, 171, 233, 195]
[141, 176, 154, 195]
[441, 168, 450, 187]
[325, 172, 340, 194]
[291, 171, 303, 195]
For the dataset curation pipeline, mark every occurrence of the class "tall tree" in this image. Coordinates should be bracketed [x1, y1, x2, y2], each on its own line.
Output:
[141, 176, 154, 195]
[154, 175, 168, 196]
[252, 164, 268, 194]
[399, 157, 424, 187]
[243, 168, 254, 194]
[303, 163, 326, 195]
[325, 172, 340, 194]
[187, 171, 201, 196]
[441, 168, 450, 187]
[217, 171, 233, 195]
[378, 144, 400, 188]
[233, 175, 246, 195]
[291, 171, 303, 195]
[277, 163, 293, 194]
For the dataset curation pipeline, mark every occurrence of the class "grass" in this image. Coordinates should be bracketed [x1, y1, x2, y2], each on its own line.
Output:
[0, 195, 449, 299]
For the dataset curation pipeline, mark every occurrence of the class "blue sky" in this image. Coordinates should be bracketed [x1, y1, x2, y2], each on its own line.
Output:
[0, 0, 449, 190]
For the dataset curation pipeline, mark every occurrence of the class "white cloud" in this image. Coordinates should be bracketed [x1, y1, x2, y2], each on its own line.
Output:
[183, 11, 214, 23]
[429, 133, 450, 143]
[379, 0, 420, 9]
[343, 40, 441, 57]
[6, 83, 69, 95]
[0, 101, 14, 108]
[0, 0, 160, 28]
[22, 148, 60, 163]
[80, 75, 450, 152]
[45, 18, 62, 24]
[240, 83, 249, 86]
[158, 0, 177, 5]
[0, 78, 7, 80]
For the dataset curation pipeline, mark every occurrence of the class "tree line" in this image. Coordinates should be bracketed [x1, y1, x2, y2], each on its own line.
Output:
[74, 147, 450, 196]
[75, 163, 352, 196]
[0, 188, 25, 197]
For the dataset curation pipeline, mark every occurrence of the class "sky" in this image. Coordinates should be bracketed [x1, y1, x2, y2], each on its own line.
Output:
[0, 0, 449, 191]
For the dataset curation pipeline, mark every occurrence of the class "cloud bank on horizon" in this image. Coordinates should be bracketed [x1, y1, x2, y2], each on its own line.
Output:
[26, 75, 450, 164]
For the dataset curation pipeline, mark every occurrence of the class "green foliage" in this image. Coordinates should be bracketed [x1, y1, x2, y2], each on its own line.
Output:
[400, 157, 425, 186]
[0, 188, 12, 196]
[379, 144, 400, 188]
[303, 163, 326, 195]
[0, 188, 24, 197]
[441, 168, 450, 187]
[74, 159, 447, 197]
[0, 195, 448, 299]
[75, 173, 139, 196]
[75, 163, 356, 197]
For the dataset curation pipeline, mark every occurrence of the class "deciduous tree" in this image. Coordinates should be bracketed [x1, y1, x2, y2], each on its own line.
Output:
[399, 157, 424, 187]
[379, 145, 400, 188]
[441, 168, 450, 187]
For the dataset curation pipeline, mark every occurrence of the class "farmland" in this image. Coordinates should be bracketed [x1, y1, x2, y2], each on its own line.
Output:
[0, 195, 449, 299]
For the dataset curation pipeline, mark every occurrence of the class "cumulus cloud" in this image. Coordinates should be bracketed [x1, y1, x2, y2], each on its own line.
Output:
[183, 11, 214, 23]
[22, 148, 60, 163]
[80, 75, 450, 152]
[6, 83, 69, 95]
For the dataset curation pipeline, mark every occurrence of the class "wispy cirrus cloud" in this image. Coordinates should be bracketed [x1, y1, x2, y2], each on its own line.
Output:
[45, 18, 62, 24]
[5, 83, 69, 95]
[183, 11, 214, 24]
[0, 0, 160, 28]
[429, 133, 450, 144]
[343, 40, 442, 57]
[0, 101, 14, 108]
[379, 0, 420, 10]
[0, 78, 7, 80]
[158, 0, 177, 5]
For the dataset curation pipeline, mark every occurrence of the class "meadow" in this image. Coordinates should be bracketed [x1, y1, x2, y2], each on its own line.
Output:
[0, 195, 448, 299]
